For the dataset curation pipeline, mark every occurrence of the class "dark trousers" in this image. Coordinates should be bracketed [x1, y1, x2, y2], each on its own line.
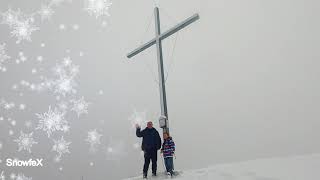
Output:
[164, 157, 174, 173]
[143, 150, 157, 174]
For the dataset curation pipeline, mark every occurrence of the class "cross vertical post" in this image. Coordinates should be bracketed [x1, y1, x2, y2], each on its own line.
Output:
[126, 7, 199, 135]
[154, 7, 169, 134]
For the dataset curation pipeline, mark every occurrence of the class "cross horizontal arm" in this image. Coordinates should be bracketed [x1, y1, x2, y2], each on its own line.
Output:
[127, 38, 157, 58]
[159, 13, 199, 42]
[127, 13, 200, 59]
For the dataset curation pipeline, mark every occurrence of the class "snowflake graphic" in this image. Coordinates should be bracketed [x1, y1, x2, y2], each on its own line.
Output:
[15, 173, 32, 180]
[1, 0, 72, 43]
[52, 136, 71, 158]
[84, 0, 112, 18]
[13, 131, 38, 153]
[51, 59, 79, 96]
[19, 104, 26, 110]
[71, 96, 90, 117]
[62, 124, 70, 133]
[0, 43, 11, 72]
[69, 64, 80, 75]
[53, 155, 62, 163]
[86, 129, 102, 152]
[13, 57, 81, 97]
[54, 76, 77, 96]
[38, 5, 54, 21]
[11, 19, 39, 43]
[36, 106, 68, 137]
[128, 110, 148, 128]
[62, 56, 72, 66]
[41, 78, 55, 90]
[1, 8, 38, 43]
[0, 99, 15, 111]
[1, 8, 20, 27]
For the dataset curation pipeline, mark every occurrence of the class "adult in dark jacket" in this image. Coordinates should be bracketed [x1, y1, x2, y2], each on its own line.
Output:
[136, 121, 161, 178]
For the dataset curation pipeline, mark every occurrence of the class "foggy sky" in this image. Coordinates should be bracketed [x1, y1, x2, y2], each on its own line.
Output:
[0, 0, 320, 179]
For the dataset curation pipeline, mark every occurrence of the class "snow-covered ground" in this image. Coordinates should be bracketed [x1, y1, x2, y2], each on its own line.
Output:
[125, 153, 320, 180]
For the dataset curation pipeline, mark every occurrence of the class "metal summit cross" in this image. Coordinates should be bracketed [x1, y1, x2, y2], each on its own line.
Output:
[127, 7, 200, 134]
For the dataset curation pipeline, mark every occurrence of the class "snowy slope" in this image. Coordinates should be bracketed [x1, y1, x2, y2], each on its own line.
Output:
[124, 153, 320, 180]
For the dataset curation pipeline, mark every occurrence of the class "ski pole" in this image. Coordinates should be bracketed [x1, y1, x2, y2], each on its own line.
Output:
[160, 152, 167, 172]
[172, 153, 176, 171]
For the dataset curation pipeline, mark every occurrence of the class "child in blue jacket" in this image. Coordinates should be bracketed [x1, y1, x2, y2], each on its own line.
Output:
[161, 132, 175, 176]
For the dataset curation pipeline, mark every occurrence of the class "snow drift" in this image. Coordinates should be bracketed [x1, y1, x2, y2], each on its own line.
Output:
[124, 153, 320, 180]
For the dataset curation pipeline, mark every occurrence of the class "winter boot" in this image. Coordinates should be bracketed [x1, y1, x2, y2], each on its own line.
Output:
[143, 173, 147, 179]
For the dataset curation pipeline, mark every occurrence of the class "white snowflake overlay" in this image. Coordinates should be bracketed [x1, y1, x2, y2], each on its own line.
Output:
[46, 57, 79, 96]
[15, 173, 32, 180]
[17, 56, 80, 95]
[128, 110, 148, 128]
[0, 43, 10, 72]
[71, 96, 90, 117]
[38, 5, 54, 21]
[0, 0, 72, 43]
[8, 53, 89, 164]
[14, 131, 38, 153]
[84, 0, 112, 18]
[0, 99, 15, 111]
[52, 136, 71, 160]
[86, 129, 102, 152]
[36, 106, 68, 137]
[10, 18, 39, 43]
[1, 8, 39, 44]
[52, 57, 79, 96]
[0, 0, 116, 175]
